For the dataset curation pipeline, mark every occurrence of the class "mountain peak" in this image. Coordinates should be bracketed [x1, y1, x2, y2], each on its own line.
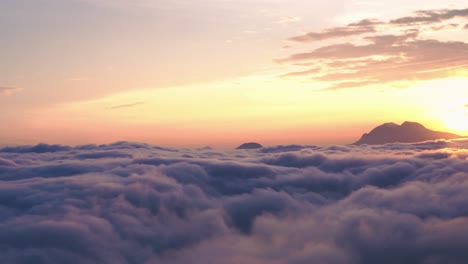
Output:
[353, 121, 460, 145]
[401, 121, 425, 128]
[236, 142, 263, 150]
[382, 122, 398, 127]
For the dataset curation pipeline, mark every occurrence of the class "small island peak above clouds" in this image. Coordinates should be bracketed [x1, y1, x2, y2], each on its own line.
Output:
[353, 121, 463, 145]
[236, 142, 263, 150]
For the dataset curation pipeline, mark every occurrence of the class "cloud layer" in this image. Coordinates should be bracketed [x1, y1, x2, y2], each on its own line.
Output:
[280, 7, 468, 90]
[0, 140, 467, 263]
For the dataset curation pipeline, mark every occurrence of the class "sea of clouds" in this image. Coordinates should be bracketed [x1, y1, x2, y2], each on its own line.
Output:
[0, 139, 468, 264]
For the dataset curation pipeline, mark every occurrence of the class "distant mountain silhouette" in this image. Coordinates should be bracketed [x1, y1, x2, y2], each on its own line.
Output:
[198, 146, 213, 151]
[353, 121, 461, 145]
[236, 142, 263, 149]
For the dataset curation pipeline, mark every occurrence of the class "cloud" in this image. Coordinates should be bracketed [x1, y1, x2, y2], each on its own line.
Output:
[0, 140, 468, 263]
[430, 23, 460, 31]
[390, 8, 468, 25]
[288, 25, 376, 43]
[110, 102, 144, 109]
[278, 16, 301, 24]
[76, 151, 133, 159]
[347, 19, 383, 27]
[259, 144, 310, 153]
[0, 158, 16, 167]
[0, 143, 72, 153]
[279, 7, 468, 90]
[0, 87, 20, 95]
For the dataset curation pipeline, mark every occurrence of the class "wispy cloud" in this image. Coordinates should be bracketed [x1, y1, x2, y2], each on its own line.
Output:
[76, 0, 162, 9]
[278, 7, 468, 90]
[278, 16, 301, 24]
[288, 19, 381, 43]
[0, 87, 21, 96]
[390, 8, 468, 25]
[288, 25, 376, 42]
[110, 102, 144, 109]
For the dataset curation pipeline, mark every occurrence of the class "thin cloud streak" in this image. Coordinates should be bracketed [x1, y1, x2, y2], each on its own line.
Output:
[278, 16, 301, 24]
[110, 102, 144, 109]
[390, 8, 468, 25]
[288, 25, 376, 43]
[0, 87, 20, 95]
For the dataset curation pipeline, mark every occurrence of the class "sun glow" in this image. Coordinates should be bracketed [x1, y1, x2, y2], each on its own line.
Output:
[443, 110, 468, 135]
[410, 78, 468, 136]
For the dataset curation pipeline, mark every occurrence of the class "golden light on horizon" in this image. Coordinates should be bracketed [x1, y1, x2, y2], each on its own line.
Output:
[1, 1, 468, 147]
[444, 110, 468, 135]
[410, 78, 468, 136]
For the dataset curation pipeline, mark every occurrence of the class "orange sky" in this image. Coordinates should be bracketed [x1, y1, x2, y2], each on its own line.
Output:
[1, 0, 467, 148]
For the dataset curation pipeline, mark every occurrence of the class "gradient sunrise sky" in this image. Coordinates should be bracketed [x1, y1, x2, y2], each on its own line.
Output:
[1, 0, 467, 147]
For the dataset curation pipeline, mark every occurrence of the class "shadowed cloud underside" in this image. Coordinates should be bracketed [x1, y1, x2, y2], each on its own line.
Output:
[0, 140, 468, 263]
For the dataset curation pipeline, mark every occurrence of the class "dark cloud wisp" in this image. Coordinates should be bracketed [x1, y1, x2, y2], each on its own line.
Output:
[288, 25, 376, 43]
[0, 86, 20, 95]
[390, 8, 468, 25]
[110, 102, 144, 109]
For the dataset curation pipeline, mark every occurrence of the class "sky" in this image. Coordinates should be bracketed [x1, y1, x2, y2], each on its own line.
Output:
[1, 0, 468, 148]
